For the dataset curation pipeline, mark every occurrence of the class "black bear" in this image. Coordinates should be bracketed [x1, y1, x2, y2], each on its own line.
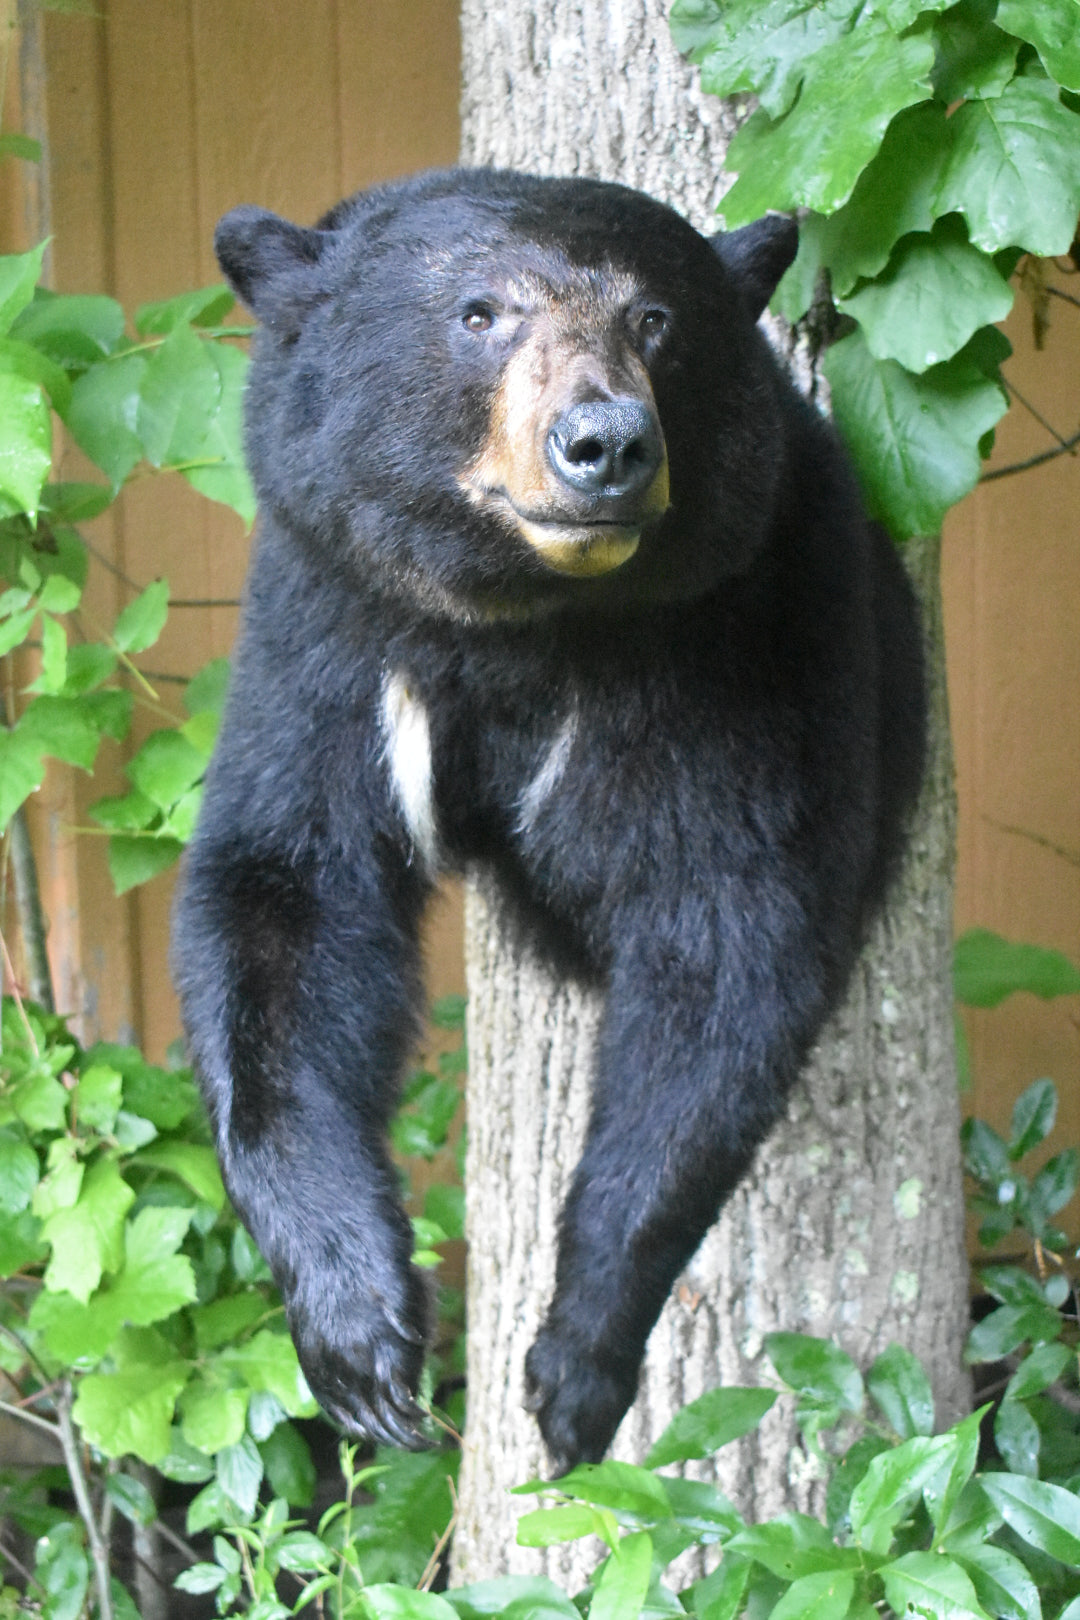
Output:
[173, 168, 925, 1473]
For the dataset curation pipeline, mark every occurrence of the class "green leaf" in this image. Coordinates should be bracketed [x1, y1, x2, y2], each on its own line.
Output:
[446, 1576, 581, 1620]
[966, 1302, 1063, 1362]
[727, 1515, 858, 1581]
[515, 1503, 608, 1547]
[179, 340, 255, 523]
[1005, 1341, 1073, 1401]
[64, 353, 148, 488]
[980, 1474, 1080, 1567]
[0, 133, 42, 162]
[1010, 1078, 1059, 1159]
[73, 1349, 190, 1463]
[136, 322, 222, 469]
[767, 1569, 856, 1620]
[646, 1385, 776, 1467]
[18, 693, 107, 771]
[997, 0, 1080, 92]
[0, 1207, 46, 1274]
[765, 1333, 864, 1412]
[0, 244, 47, 335]
[134, 1141, 224, 1209]
[75, 1063, 123, 1132]
[40, 1157, 135, 1301]
[12, 290, 125, 366]
[0, 371, 51, 518]
[360, 1588, 458, 1620]
[135, 285, 236, 336]
[88, 786, 159, 832]
[215, 1328, 317, 1417]
[867, 1344, 935, 1439]
[879, 1551, 991, 1620]
[823, 326, 1008, 540]
[0, 334, 71, 415]
[35, 1522, 90, 1620]
[126, 725, 205, 807]
[994, 1399, 1041, 1477]
[689, 2, 853, 119]
[190, 1292, 266, 1353]
[180, 1378, 250, 1454]
[1031, 1150, 1080, 1223]
[837, 219, 1013, 374]
[520, 1459, 670, 1520]
[0, 1137, 40, 1213]
[721, 21, 935, 223]
[962, 1118, 1011, 1184]
[932, 0, 1020, 102]
[955, 930, 1080, 1007]
[173, 1563, 227, 1595]
[276, 1529, 332, 1571]
[936, 77, 1080, 257]
[216, 1433, 264, 1517]
[924, 1408, 986, 1534]
[850, 1433, 958, 1555]
[112, 577, 170, 654]
[105, 1472, 158, 1526]
[590, 1530, 652, 1620]
[259, 1422, 316, 1508]
[107, 833, 184, 894]
[958, 1548, 1042, 1620]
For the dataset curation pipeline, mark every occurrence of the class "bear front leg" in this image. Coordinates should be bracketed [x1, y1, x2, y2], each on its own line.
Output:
[524, 891, 834, 1472]
[174, 834, 434, 1449]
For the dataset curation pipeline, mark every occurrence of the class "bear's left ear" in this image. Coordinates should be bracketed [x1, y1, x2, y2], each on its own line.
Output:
[214, 205, 332, 327]
[709, 214, 799, 322]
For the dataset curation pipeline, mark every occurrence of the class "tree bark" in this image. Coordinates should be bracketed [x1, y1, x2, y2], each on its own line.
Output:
[453, 0, 969, 1588]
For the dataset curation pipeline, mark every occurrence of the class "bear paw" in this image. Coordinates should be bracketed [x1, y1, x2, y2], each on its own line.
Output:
[287, 1266, 432, 1451]
[524, 1327, 640, 1475]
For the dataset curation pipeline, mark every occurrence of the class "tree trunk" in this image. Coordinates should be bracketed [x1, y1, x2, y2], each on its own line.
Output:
[453, 0, 970, 1588]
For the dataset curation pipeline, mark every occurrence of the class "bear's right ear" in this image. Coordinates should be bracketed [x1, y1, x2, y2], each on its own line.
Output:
[709, 214, 799, 323]
[214, 206, 330, 326]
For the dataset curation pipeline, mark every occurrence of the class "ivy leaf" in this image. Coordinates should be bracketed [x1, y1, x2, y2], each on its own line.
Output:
[12, 291, 125, 368]
[823, 327, 1008, 539]
[687, 1, 853, 119]
[837, 219, 1013, 373]
[73, 1342, 190, 1463]
[721, 22, 935, 223]
[879, 1552, 991, 1620]
[932, 1, 1020, 102]
[40, 1157, 135, 1302]
[215, 1434, 264, 1518]
[134, 1141, 225, 1209]
[0, 371, 52, 518]
[136, 322, 222, 469]
[180, 1377, 250, 1454]
[259, 1423, 317, 1509]
[0, 1138, 41, 1213]
[107, 835, 185, 896]
[126, 727, 205, 807]
[76, 1063, 123, 1132]
[936, 77, 1080, 257]
[997, 0, 1080, 93]
[215, 1328, 317, 1417]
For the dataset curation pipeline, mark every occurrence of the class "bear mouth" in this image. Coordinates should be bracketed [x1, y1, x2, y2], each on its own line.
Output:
[468, 487, 648, 578]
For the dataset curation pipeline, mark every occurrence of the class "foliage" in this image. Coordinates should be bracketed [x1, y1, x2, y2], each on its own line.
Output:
[0, 242, 252, 885]
[670, 0, 1080, 539]
[0, 990, 464, 1619]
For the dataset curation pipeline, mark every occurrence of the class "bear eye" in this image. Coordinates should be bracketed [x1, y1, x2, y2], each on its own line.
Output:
[462, 303, 495, 333]
[637, 308, 669, 342]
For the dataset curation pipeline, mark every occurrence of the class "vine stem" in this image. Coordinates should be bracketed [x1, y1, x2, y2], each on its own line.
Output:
[8, 806, 54, 1013]
[56, 1381, 114, 1620]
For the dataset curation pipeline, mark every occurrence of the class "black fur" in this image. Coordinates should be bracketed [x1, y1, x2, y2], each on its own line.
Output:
[173, 169, 926, 1472]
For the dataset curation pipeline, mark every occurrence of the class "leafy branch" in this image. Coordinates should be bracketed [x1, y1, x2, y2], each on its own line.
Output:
[672, 0, 1080, 538]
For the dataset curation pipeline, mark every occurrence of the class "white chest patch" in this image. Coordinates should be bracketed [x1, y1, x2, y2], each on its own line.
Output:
[381, 671, 438, 866]
[516, 711, 578, 835]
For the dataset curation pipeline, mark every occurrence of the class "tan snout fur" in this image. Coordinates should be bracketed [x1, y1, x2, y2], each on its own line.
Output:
[460, 280, 670, 577]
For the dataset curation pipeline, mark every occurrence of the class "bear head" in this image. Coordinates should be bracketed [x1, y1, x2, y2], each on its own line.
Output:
[215, 169, 798, 619]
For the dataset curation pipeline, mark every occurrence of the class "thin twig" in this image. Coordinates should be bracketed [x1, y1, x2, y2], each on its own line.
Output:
[168, 598, 242, 609]
[0, 1398, 60, 1441]
[984, 816, 1080, 869]
[1001, 374, 1078, 451]
[1047, 285, 1080, 311]
[0, 1531, 47, 1595]
[980, 426, 1080, 481]
[56, 1381, 114, 1620]
[0, 926, 42, 1058]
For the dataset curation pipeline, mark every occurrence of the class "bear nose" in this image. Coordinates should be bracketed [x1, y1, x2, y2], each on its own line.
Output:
[546, 399, 664, 500]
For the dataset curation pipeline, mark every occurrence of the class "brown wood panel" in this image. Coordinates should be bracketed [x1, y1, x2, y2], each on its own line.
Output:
[943, 271, 1080, 1183]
